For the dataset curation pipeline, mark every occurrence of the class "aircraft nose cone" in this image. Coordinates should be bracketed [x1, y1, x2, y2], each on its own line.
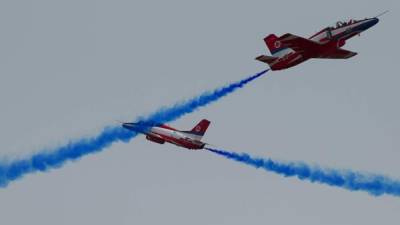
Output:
[122, 122, 148, 132]
[122, 123, 134, 129]
[370, 17, 379, 26]
[364, 18, 379, 30]
[356, 18, 379, 32]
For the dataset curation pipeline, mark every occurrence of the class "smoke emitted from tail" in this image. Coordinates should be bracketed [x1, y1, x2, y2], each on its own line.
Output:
[139, 69, 269, 124]
[0, 70, 268, 187]
[206, 148, 400, 197]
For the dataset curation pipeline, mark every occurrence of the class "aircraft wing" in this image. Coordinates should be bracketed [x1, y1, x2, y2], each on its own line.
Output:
[316, 48, 358, 59]
[278, 33, 322, 54]
[279, 33, 357, 59]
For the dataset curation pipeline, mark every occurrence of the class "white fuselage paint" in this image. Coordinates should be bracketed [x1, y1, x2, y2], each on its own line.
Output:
[310, 19, 372, 43]
[272, 48, 295, 58]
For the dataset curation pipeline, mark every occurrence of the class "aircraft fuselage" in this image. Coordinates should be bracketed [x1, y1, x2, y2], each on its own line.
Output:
[122, 120, 210, 150]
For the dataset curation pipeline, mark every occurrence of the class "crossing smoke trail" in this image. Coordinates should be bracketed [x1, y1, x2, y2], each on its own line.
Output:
[206, 148, 400, 197]
[0, 70, 268, 187]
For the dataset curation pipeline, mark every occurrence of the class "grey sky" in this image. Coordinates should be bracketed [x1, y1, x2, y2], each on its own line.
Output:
[0, 0, 399, 224]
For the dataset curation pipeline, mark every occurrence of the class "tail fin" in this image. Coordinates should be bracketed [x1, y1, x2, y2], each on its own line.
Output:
[191, 119, 210, 136]
[182, 119, 211, 140]
[264, 34, 286, 55]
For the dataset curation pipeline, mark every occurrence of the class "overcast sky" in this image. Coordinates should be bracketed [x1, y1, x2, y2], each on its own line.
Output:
[0, 0, 399, 224]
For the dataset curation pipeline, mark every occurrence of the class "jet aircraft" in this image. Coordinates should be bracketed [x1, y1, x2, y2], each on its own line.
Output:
[122, 119, 211, 150]
[256, 13, 385, 70]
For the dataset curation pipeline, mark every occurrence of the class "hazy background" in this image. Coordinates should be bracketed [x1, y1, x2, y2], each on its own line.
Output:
[0, 0, 399, 224]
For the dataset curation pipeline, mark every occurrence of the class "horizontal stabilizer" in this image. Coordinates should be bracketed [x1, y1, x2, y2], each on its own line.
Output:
[255, 55, 278, 65]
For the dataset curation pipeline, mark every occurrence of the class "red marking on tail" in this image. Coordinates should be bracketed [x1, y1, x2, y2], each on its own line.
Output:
[190, 119, 210, 136]
[264, 34, 285, 54]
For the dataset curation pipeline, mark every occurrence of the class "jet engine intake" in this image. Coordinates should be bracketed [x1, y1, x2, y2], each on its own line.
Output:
[146, 135, 165, 144]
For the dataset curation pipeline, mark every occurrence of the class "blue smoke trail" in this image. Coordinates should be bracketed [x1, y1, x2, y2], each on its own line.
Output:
[206, 147, 400, 197]
[138, 69, 268, 124]
[0, 69, 268, 187]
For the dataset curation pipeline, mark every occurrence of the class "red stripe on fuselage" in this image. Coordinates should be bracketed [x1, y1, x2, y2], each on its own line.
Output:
[159, 124, 177, 131]
[270, 52, 308, 70]
[309, 28, 329, 39]
[150, 132, 204, 150]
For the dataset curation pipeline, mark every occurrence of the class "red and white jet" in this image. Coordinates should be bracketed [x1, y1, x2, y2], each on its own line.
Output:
[122, 119, 211, 150]
[256, 14, 384, 70]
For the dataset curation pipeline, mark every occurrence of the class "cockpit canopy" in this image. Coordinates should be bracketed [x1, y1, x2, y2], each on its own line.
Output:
[333, 19, 359, 28]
